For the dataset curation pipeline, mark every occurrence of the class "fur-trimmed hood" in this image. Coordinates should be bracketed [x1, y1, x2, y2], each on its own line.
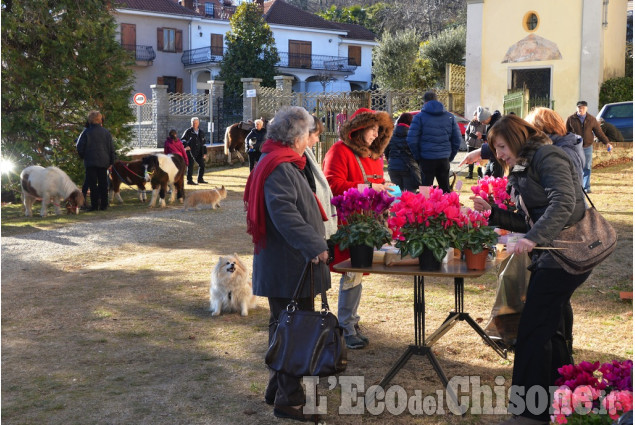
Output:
[338, 108, 394, 159]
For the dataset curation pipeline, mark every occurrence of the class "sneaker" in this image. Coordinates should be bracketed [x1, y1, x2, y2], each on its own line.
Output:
[354, 324, 369, 345]
[345, 334, 366, 350]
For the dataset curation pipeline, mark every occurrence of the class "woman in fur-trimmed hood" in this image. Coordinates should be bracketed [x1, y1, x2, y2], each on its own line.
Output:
[322, 107, 395, 350]
[338, 107, 393, 160]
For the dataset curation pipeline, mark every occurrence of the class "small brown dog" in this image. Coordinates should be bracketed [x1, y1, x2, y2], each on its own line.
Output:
[183, 186, 227, 210]
[209, 253, 257, 316]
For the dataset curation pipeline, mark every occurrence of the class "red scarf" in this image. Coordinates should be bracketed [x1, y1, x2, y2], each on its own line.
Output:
[244, 139, 307, 252]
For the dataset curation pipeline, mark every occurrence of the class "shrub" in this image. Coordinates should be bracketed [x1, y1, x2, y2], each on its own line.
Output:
[599, 77, 633, 107]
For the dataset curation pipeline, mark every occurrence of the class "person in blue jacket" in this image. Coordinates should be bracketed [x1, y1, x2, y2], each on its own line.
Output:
[385, 112, 421, 192]
[406, 91, 462, 192]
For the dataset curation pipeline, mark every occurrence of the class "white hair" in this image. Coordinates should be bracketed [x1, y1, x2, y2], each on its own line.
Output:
[191, 117, 199, 125]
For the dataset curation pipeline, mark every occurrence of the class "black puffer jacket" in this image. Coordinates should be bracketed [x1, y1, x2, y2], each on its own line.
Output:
[488, 137, 586, 269]
[76, 124, 116, 168]
[181, 127, 207, 158]
[385, 123, 417, 172]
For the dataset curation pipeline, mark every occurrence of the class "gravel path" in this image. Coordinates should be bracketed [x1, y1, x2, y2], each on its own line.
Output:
[1, 197, 248, 273]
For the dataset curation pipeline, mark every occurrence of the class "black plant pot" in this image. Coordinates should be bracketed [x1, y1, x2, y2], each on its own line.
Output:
[418, 247, 441, 271]
[349, 244, 374, 268]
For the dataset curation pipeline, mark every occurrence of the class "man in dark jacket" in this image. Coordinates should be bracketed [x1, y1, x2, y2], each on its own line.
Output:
[76, 110, 116, 211]
[245, 119, 267, 172]
[565, 101, 611, 193]
[181, 117, 208, 185]
[406, 91, 462, 192]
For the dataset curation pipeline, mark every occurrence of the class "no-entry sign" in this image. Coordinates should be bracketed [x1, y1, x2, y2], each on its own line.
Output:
[133, 93, 147, 106]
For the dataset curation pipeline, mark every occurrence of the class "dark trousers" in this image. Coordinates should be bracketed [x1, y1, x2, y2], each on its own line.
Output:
[419, 158, 451, 193]
[85, 166, 108, 210]
[388, 169, 420, 192]
[510, 268, 590, 421]
[467, 146, 480, 177]
[265, 296, 313, 407]
[186, 152, 205, 182]
[248, 151, 261, 172]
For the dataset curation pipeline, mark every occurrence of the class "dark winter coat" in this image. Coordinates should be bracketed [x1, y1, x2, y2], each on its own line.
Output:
[76, 124, 116, 168]
[245, 128, 267, 153]
[548, 133, 584, 180]
[566, 113, 609, 147]
[251, 160, 331, 299]
[385, 123, 418, 172]
[488, 138, 586, 270]
[181, 127, 207, 158]
[406, 100, 462, 161]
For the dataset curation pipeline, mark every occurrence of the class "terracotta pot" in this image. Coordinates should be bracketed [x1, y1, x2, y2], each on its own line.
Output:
[464, 248, 489, 270]
[349, 244, 373, 268]
[418, 247, 442, 271]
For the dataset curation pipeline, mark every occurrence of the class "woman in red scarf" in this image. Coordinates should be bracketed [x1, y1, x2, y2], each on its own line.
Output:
[244, 106, 329, 422]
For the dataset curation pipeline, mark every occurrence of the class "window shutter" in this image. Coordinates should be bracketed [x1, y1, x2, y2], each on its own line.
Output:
[157, 77, 164, 85]
[176, 30, 183, 53]
[157, 28, 164, 51]
[176, 78, 183, 93]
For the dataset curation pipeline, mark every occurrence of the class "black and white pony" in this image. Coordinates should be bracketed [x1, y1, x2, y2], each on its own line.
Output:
[20, 165, 85, 217]
[141, 154, 187, 207]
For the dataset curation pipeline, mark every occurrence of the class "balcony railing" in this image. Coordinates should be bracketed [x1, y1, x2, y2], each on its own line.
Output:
[181, 46, 225, 66]
[122, 44, 156, 62]
[181, 48, 356, 73]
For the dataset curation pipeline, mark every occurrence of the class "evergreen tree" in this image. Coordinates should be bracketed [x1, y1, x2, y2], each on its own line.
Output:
[420, 25, 466, 83]
[372, 29, 435, 90]
[218, 3, 279, 98]
[1, 0, 135, 185]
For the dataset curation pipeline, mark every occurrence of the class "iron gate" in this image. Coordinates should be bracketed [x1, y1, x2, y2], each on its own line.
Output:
[214, 95, 243, 143]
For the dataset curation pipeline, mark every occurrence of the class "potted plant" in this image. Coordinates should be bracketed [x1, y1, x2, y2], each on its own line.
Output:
[458, 209, 499, 270]
[551, 360, 633, 424]
[330, 187, 394, 267]
[471, 175, 515, 211]
[387, 188, 466, 271]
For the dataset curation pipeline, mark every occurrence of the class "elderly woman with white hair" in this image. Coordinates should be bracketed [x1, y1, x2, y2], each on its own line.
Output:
[245, 118, 267, 171]
[244, 106, 330, 422]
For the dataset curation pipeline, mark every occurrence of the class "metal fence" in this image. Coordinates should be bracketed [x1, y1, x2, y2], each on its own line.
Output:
[169, 92, 209, 116]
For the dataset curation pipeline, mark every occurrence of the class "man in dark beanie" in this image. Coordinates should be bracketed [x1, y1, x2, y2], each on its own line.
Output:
[406, 91, 462, 192]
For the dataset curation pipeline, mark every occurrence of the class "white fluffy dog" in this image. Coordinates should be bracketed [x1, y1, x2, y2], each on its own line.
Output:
[209, 253, 257, 316]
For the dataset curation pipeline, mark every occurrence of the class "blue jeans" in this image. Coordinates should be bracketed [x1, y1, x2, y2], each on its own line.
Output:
[582, 146, 593, 191]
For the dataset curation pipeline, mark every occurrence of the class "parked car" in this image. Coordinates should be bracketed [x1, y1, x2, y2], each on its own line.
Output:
[409, 111, 470, 150]
[597, 101, 633, 142]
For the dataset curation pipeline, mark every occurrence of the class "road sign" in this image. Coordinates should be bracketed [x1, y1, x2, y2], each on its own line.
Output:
[133, 93, 147, 106]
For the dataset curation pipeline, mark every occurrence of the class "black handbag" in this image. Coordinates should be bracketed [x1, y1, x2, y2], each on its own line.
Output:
[265, 263, 347, 377]
[549, 191, 617, 274]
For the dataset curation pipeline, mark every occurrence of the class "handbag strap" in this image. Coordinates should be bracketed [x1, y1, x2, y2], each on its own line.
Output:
[290, 262, 330, 312]
[354, 154, 382, 184]
[515, 185, 593, 231]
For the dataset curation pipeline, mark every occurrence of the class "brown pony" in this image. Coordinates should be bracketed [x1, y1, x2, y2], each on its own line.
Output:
[223, 121, 251, 165]
[110, 160, 148, 203]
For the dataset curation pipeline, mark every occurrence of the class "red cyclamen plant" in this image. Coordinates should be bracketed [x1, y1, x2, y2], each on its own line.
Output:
[471, 175, 515, 210]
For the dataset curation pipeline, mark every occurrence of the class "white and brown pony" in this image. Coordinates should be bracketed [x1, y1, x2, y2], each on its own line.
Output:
[141, 154, 187, 208]
[20, 165, 85, 217]
[110, 160, 148, 203]
[223, 121, 251, 165]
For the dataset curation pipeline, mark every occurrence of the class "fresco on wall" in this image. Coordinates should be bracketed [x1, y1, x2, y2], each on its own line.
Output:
[502, 34, 562, 63]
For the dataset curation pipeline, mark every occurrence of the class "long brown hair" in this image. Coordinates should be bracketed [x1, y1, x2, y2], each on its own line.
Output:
[488, 114, 550, 170]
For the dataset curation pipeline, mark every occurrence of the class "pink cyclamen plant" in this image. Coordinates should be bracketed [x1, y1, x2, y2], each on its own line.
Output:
[551, 360, 633, 424]
[470, 175, 515, 210]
